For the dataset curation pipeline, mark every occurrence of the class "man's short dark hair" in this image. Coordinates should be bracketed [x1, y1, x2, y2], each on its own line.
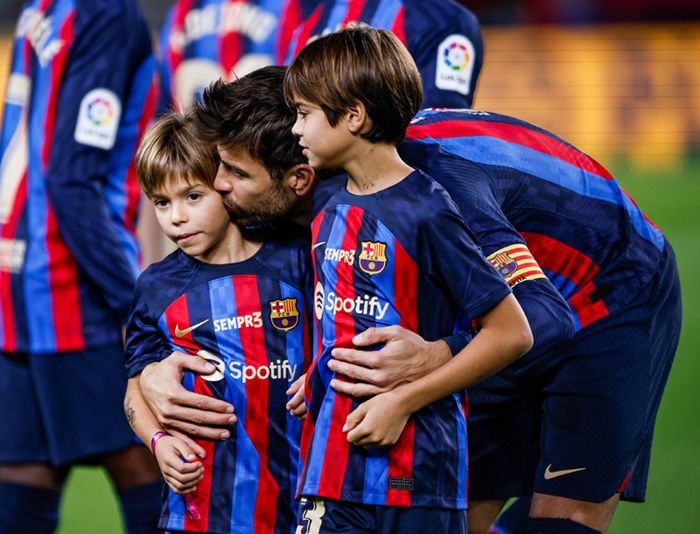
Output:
[192, 66, 306, 181]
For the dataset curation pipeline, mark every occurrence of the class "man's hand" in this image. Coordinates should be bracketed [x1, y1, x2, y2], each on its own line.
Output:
[139, 352, 237, 441]
[328, 326, 452, 397]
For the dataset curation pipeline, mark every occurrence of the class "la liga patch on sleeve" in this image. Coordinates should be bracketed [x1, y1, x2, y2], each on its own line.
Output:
[74, 88, 121, 149]
[435, 34, 475, 96]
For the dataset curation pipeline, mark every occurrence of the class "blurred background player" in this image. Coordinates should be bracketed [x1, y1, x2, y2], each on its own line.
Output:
[158, 0, 482, 114]
[284, 0, 483, 108]
[158, 0, 316, 113]
[0, 0, 161, 532]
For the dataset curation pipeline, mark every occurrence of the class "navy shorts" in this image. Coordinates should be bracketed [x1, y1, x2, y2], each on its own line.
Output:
[0, 342, 136, 467]
[467, 242, 682, 503]
[296, 497, 466, 533]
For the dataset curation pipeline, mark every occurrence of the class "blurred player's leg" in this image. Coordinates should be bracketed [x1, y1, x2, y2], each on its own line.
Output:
[0, 344, 161, 533]
[103, 447, 162, 534]
[489, 497, 531, 534]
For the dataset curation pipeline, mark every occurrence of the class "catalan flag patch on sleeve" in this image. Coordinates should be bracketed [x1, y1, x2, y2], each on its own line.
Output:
[487, 244, 547, 288]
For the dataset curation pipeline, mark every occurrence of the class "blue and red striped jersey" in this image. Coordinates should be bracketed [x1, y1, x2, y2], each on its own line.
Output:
[158, 0, 317, 113]
[403, 109, 666, 330]
[0, 0, 157, 354]
[299, 170, 511, 509]
[284, 0, 483, 108]
[125, 237, 312, 533]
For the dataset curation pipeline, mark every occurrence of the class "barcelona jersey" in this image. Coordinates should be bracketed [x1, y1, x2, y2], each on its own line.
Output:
[299, 170, 511, 509]
[158, 0, 316, 113]
[125, 238, 312, 533]
[403, 109, 666, 330]
[285, 0, 482, 108]
[0, 0, 157, 354]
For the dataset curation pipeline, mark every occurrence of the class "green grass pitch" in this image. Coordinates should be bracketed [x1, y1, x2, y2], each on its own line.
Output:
[55, 162, 700, 533]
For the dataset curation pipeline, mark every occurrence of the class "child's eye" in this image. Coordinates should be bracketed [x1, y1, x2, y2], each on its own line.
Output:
[187, 192, 202, 201]
[153, 198, 168, 208]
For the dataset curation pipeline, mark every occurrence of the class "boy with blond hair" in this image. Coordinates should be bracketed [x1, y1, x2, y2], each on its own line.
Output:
[124, 112, 312, 533]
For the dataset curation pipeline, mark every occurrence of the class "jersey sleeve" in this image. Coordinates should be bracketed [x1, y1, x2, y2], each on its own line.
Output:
[44, 7, 154, 324]
[157, 5, 176, 115]
[404, 0, 483, 108]
[124, 271, 172, 378]
[418, 196, 511, 322]
[424, 153, 576, 356]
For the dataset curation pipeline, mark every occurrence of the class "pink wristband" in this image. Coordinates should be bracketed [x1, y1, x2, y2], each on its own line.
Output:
[150, 430, 171, 455]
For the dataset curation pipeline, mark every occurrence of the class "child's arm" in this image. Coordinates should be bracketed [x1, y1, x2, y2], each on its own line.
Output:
[343, 293, 532, 447]
[125, 377, 204, 493]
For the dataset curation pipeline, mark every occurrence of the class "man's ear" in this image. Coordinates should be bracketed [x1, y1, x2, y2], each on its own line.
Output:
[345, 101, 369, 134]
[283, 163, 316, 197]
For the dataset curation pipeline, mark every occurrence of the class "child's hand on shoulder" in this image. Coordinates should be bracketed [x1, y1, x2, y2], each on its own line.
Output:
[342, 388, 411, 448]
[153, 433, 204, 494]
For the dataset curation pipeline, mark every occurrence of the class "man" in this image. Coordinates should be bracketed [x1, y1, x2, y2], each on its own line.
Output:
[0, 1, 161, 532]
[159, 0, 482, 114]
[139, 67, 682, 534]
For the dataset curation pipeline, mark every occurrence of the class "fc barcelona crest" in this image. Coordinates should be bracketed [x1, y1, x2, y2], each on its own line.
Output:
[359, 241, 387, 275]
[489, 252, 518, 278]
[269, 298, 299, 332]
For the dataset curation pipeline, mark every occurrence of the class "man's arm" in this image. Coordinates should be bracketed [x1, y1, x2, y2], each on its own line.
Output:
[330, 150, 575, 396]
[328, 326, 452, 397]
[344, 294, 533, 447]
[138, 352, 237, 441]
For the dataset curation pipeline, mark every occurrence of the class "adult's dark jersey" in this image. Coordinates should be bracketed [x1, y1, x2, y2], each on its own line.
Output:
[0, 0, 157, 354]
[159, 0, 316, 113]
[403, 108, 666, 330]
[125, 239, 312, 534]
[284, 0, 483, 108]
[300, 170, 511, 509]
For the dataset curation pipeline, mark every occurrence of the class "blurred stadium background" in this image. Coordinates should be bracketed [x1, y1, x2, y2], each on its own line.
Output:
[1, 0, 698, 531]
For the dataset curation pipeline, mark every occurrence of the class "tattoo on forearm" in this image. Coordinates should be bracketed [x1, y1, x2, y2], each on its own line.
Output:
[125, 404, 136, 430]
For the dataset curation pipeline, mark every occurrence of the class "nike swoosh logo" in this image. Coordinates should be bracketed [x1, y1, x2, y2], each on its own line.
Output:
[311, 241, 326, 251]
[544, 465, 587, 480]
[175, 319, 209, 338]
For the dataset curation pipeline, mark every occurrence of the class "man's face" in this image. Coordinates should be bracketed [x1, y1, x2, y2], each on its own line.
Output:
[214, 145, 300, 226]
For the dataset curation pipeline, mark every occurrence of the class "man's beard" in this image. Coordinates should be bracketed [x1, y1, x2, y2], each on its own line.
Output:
[222, 183, 299, 227]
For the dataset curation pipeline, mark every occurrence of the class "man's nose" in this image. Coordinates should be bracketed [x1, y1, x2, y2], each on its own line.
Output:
[214, 167, 233, 193]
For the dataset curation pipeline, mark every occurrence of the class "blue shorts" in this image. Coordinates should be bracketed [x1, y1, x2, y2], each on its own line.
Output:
[467, 242, 682, 503]
[296, 497, 466, 533]
[0, 342, 136, 466]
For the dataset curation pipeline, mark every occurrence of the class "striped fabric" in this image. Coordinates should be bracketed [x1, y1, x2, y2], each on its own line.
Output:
[0, 0, 156, 354]
[125, 240, 312, 534]
[405, 108, 666, 329]
[299, 170, 511, 509]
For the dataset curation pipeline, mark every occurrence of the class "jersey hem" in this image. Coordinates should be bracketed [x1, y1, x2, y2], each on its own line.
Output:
[300, 485, 466, 510]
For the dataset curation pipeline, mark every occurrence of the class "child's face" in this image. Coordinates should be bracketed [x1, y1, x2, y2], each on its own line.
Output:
[291, 96, 354, 169]
[151, 175, 234, 263]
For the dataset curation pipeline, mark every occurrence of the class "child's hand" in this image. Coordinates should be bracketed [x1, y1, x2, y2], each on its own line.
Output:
[153, 434, 204, 494]
[342, 390, 410, 448]
[286, 373, 307, 420]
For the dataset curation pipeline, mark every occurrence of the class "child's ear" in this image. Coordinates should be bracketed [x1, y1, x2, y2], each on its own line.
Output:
[284, 163, 316, 197]
[345, 102, 368, 134]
